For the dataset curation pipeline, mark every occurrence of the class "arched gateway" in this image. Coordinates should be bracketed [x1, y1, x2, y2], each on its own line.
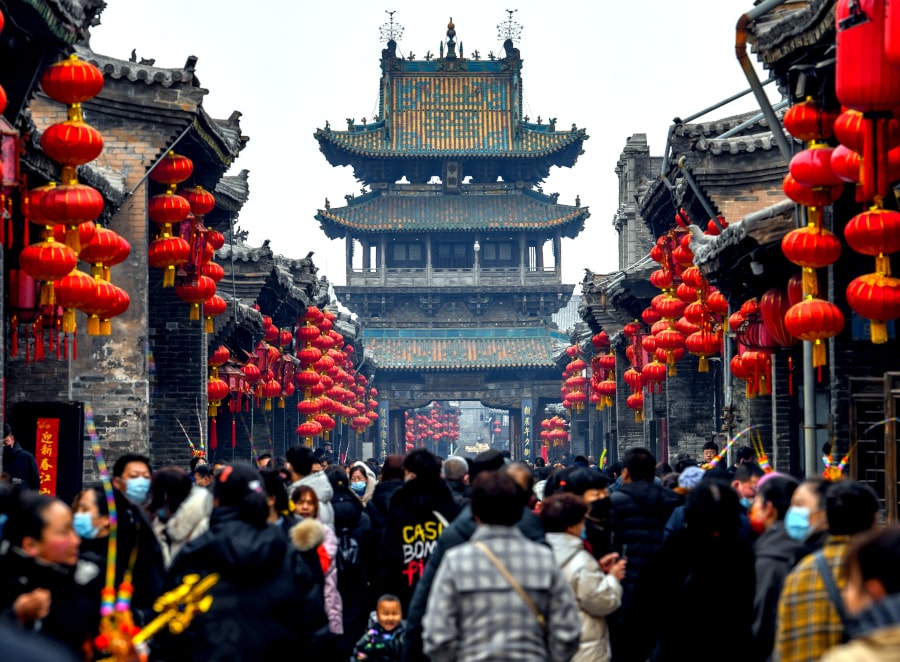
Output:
[314, 18, 590, 460]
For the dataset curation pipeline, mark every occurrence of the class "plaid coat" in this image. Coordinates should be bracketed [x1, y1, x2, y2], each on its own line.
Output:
[775, 535, 851, 662]
[423, 524, 581, 662]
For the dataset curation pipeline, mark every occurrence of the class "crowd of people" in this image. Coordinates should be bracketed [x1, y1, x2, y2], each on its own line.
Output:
[1, 435, 899, 662]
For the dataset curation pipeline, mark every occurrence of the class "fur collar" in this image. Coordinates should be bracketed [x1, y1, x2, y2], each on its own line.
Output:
[290, 517, 326, 552]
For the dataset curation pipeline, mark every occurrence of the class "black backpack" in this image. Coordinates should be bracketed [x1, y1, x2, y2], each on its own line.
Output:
[336, 527, 360, 573]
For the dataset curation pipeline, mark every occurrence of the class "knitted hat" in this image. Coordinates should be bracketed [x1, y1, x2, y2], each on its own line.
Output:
[678, 466, 705, 490]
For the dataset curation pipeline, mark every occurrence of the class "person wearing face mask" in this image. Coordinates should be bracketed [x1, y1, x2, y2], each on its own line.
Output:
[110, 452, 165, 625]
[775, 480, 881, 662]
[786, 478, 831, 559]
[350, 461, 376, 505]
[71, 484, 110, 558]
[749, 474, 801, 661]
[732, 462, 765, 516]
[544, 465, 614, 559]
[0, 489, 103, 658]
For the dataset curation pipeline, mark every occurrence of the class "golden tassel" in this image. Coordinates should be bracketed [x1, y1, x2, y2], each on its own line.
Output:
[870, 320, 888, 344]
[205, 317, 213, 333]
[90, 263, 103, 279]
[698, 356, 709, 373]
[876, 254, 891, 276]
[812, 339, 827, 368]
[264, 398, 272, 411]
[802, 267, 818, 298]
[87, 315, 100, 336]
[163, 266, 176, 287]
[190, 303, 200, 321]
[806, 205, 821, 230]
[103, 266, 111, 281]
[40, 282, 55, 306]
[278, 397, 285, 409]
[100, 319, 111, 335]
[62, 309, 76, 334]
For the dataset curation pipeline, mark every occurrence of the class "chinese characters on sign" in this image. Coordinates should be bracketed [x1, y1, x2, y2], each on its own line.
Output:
[378, 399, 390, 462]
[522, 399, 532, 461]
[35, 418, 60, 496]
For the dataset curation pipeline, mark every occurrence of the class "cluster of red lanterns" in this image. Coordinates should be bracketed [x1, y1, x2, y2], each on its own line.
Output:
[560, 345, 589, 413]
[294, 306, 377, 446]
[540, 416, 569, 450]
[15, 54, 131, 354]
[148, 153, 226, 330]
[589, 332, 617, 411]
[404, 403, 460, 452]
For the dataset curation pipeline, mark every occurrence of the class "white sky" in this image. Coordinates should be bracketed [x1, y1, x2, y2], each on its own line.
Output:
[89, 1, 777, 288]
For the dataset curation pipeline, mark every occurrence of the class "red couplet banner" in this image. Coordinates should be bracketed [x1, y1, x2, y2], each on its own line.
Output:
[35, 417, 60, 495]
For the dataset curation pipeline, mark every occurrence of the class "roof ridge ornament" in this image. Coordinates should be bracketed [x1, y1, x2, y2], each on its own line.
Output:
[498, 9, 523, 44]
[445, 17, 457, 59]
[379, 10, 404, 44]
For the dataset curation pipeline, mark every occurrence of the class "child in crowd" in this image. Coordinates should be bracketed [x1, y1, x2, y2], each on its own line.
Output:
[352, 594, 405, 661]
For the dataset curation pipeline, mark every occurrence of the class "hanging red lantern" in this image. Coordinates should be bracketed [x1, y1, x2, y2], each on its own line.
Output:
[684, 301, 707, 325]
[844, 206, 900, 275]
[76, 277, 118, 336]
[79, 225, 121, 280]
[39, 55, 103, 105]
[790, 145, 844, 188]
[782, 173, 843, 207]
[740, 350, 772, 397]
[203, 294, 227, 333]
[202, 261, 225, 283]
[685, 330, 721, 372]
[781, 224, 842, 297]
[641, 334, 658, 355]
[209, 345, 230, 369]
[787, 273, 804, 306]
[680, 266, 704, 289]
[626, 391, 644, 423]
[836, 0, 900, 113]
[150, 152, 194, 188]
[675, 282, 697, 304]
[672, 243, 694, 267]
[52, 220, 96, 249]
[675, 317, 700, 337]
[707, 290, 729, 316]
[655, 345, 684, 364]
[53, 268, 94, 334]
[207, 376, 229, 415]
[783, 98, 840, 141]
[758, 288, 796, 347]
[784, 298, 845, 367]
[39, 183, 105, 253]
[641, 307, 661, 325]
[649, 268, 673, 290]
[730, 354, 751, 381]
[623, 321, 641, 338]
[19, 237, 77, 305]
[180, 185, 216, 216]
[641, 360, 667, 392]
[655, 328, 685, 375]
[41, 121, 103, 167]
[591, 331, 610, 350]
[653, 293, 688, 320]
[207, 230, 225, 250]
[148, 236, 190, 287]
[831, 144, 861, 183]
[846, 273, 900, 343]
[148, 193, 191, 236]
[649, 245, 664, 263]
[175, 275, 216, 321]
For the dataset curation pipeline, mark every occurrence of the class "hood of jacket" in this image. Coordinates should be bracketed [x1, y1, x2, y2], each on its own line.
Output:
[370, 479, 403, 511]
[351, 461, 377, 502]
[290, 471, 333, 506]
[847, 592, 900, 639]
[289, 517, 326, 552]
[191, 507, 288, 582]
[331, 487, 364, 530]
[166, 485, 213, 544]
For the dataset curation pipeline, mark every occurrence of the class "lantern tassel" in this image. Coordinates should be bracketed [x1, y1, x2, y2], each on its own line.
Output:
[39, 282, 56, 306]
[10, 314, 18, 358]
[209, 417, 218, 451]
[87, 315, 100, 336]
[190, 303, 200, 321]
[870, 320, 888, 344]
[698, 356, 709, 373]
[876, 254, 891, 276]
[812, 339, 827, 369]
[163, 266, 176, 288]
[62, 309, 77, 334]
[205, 317, 213, 333]
[278, 397, 285, 409]
[264, 398, 272, 412]
[100, 319, 111, 336]
[801, 268, 818, 298]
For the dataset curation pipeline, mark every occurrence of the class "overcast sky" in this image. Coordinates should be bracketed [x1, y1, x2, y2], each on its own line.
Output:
[89, 1, 777, 288]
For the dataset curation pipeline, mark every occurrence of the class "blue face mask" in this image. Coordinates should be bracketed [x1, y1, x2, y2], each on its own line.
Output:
[350, 481, 367, 496]
[740, 497, 753, 510]
[785, 506, 812, 542]
[73, 512, 100, 539]
[124, 476, 150, 505]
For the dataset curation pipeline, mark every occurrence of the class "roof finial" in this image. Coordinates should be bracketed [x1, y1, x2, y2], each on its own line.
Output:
[380, 10, 404, 43]
[498, 9, 523, 43]
[445, 17, 457, 58]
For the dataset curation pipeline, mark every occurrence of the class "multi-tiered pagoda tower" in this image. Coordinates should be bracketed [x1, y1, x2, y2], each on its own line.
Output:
[315, 19, 589, 460]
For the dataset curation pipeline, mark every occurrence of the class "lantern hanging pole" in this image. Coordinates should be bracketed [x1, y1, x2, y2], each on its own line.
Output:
[124, 121, 194, 199]
[737, 0, 794, 163]
[676, 157, 725, 231]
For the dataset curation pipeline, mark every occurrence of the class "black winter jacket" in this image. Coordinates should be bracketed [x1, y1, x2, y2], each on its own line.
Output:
[150, 507, 329, 661]
[2, 442, 39, 489]
[752, 521, 803, 661]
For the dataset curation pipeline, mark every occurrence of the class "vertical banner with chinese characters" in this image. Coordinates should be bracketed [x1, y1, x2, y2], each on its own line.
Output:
[522, 399, 533, 463]
[35, 418, 60, 495]
[378, 399, 390, 462]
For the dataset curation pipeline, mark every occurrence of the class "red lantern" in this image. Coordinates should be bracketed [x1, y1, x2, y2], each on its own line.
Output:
[79, 226, 125, 281]
[626, 391, 644, 422]
[180, 186, 216, 216]
[207, 377, 229, 415]
[641, 360, 667, 392]
[680, 266, 704, 289]
[207, 230, 225, 250]
[653, 293, 687, 320]
[641, 307, 661, 325]
[148, 193, 191, 235]
[649, 245, 664, 263]
[39, 55, 103, 105]
[758, 288, 796, 347]
[836, 0, 900, 113]
[650, 268, 673, 290]
[641, 335, 657, 355]
[684, 301, 707, 325]
[672, 244, 694, 267]
[675, 282, 697, 304]
[175, 275, 216, 321]
[831, 144, 861, 183]
[730, 354, 750, 381]
[203, 294, 227, 332]
[656, 346, 685, 364]
[297, 420, 323, 441]
[148, 236, 190, 287]
[783, 98, 839, 141]
[685, 331, 721, 372]
[76, 277, 118, 336]
[19, 238, 77, 305]
[790, 145, 844, 188]
[787, 273, 804, 306]
[675, 317, 700, 337]
[781, 225, 842, 297]
[707, 290, 729, 316]
[53, 268, 94, 333]
[655, 328, 685, 375]
[623, 321, 641, 338]
[844, 207, 900, 275]
[784, 298, 845, 367]
[846, 273, 900, 343]
[41, 121, 103, 167]
[209, 345, 230, 367]
[591, 331, 610, 350]
[150, 152, 194, 188]
[782, 173, 843, 207]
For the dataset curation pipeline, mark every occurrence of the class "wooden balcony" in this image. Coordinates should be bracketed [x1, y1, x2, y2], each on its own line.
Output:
[347, 266, 560, 288]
